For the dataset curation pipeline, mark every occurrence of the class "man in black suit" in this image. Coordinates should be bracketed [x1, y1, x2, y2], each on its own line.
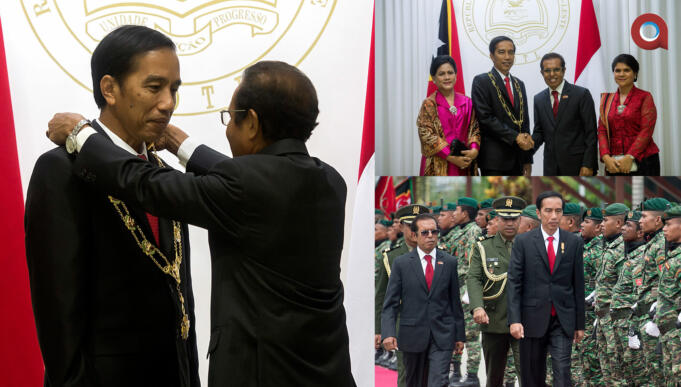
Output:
[26, 26, 199, 387]
[48, 61, 355, 386]
[381, 213, 465, 387]
[531, 53, 598, 176]
[472, 36, 533, 176]
[507, 191, 585, 387]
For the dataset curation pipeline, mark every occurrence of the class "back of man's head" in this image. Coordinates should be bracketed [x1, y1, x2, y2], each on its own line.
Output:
[91, 25, 176, 109]
[233, 61, 319, 142]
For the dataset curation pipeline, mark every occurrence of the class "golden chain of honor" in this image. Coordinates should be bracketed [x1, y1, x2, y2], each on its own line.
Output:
[476, 241, 507, 300]
[108, 149, 190, 340]
[487, 72, 524, 130]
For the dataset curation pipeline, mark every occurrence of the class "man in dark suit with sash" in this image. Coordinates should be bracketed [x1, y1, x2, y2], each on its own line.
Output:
[382, 213, 466, 387]
[26, 26, 199, 387]
[472, 36, 532, 176]
[508, 191, 585, 387]
[531, 53, 597, 176]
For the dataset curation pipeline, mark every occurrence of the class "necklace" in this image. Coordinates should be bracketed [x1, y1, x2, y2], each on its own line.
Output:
[108, 149, 190, 340]
[617, 104, 626, 114]
[487, 72, 524, 129]
[449, 106, 458, 115]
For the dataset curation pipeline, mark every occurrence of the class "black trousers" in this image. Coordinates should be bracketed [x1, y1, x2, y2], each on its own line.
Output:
[402, 334, 451, 387]
[605, 152, 660, 176]
[519, 315, 573, 387]
[480, 332, 520, 387]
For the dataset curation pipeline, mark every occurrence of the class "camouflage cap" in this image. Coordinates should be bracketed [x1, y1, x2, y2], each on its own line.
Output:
[521, 204, 538, 220]
[457, 197, 478, 209]
[663, 204, 681, 220]
[626, 210, 642, 223]
[395, 204, 431, 224]
[604, 203, 629, 216]
[563, 203, 581, 216]
[584, 207, 603, 221]
[479, 198, 494, 210]
[642, 198, 671, 212]
[492, 196, 526, 218]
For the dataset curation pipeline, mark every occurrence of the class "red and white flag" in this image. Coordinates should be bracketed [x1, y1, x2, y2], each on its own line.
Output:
[574, 0, 607, 112]
[344, 3, 375, 386]
[0, 17, 44, 387]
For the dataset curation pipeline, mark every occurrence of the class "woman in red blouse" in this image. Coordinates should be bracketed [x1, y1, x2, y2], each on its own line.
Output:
[597, 54, 659, 175]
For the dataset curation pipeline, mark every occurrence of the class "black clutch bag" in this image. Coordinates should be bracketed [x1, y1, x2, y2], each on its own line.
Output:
[449, 139, 469, 156]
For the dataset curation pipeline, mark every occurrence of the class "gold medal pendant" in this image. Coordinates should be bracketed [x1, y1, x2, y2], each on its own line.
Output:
[181, 313, 190, 340]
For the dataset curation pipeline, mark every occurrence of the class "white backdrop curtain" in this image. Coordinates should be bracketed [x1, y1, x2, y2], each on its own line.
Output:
[376, 0, 681, 176]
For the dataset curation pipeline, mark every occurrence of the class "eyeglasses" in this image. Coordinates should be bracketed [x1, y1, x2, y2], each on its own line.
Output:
[542, 67, 564, 74]
[219, 109, 247, 125]
[419, 229, 440, 236]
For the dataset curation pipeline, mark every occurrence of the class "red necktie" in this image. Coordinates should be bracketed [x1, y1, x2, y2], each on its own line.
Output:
[552, 90, 559, 118]
[424, 255, 434, 290]
[504, 76, 514, 107]
[137, 154, 160, 245]
[547, 236, 556, 316]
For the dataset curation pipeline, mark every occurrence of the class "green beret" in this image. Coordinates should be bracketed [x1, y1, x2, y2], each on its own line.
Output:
[430, 205, 442, 215]
[479, 198, 494, 210]
[584, 207, 603, 221]
[626, 210, 642, 223]
[395, 204, 431, 224]
[443, 202, 457, 211]
[604, 203, 629, 216]
[378, 220, 393, 227]
[563, 203, 581, 216]
[457, 197, 478, 209]
[493, 196, 526, 218]
[487, 210, 497, 220]
[642, 198, 671, 212]
[375, 209, 383, 215]
[521, 204, 538, 220]
[663, 204, 681, 220]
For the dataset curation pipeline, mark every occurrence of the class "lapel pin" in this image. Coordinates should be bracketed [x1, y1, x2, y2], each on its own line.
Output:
[561, 242, 565, 254]
[562, 95, 568, 99]
[437, 261, 443, 265]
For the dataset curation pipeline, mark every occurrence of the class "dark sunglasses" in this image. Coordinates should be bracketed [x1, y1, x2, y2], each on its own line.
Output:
[419, 229, 440, 236]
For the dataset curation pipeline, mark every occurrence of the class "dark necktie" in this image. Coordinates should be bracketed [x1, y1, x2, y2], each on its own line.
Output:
[137, 154, 160, 245]
[504, 76, 514, 107]
[424, 255, 434, 291]
[547, 236, 556, 316]
[552, 90, 559, 118]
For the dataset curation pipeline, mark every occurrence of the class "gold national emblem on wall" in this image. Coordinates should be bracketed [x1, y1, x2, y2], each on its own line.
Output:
[462, 0, 569, 65]
[22, 0, 335, 115]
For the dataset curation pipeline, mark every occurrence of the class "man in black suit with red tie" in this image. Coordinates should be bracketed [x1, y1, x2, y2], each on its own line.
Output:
[472, 36, 533, 176]
[531, 53, 598, 176]
[382, 213, 465, 387]
[507, 191, 585, 387]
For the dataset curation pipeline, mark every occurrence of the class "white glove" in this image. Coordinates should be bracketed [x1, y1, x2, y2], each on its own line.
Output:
[628, 334, 641, 349]
[644, 321, 660, 337]
[462, 291, 470, 305]
[650, 302, 658, 313]
[677, 311, 681, 324]
[631, 302, 638, 311]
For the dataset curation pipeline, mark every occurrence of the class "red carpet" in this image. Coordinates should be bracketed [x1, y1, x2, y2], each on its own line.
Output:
[375, 365, 397, 387]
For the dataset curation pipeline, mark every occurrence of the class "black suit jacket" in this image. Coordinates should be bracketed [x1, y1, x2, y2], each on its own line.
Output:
[73, 134, 355, 387]
[507, 228, 585, 338]
[381, 249, 465, 352]
[25, 121, 199, 387]
[531, 82, 598, 175]
[471, 68, 532, 171]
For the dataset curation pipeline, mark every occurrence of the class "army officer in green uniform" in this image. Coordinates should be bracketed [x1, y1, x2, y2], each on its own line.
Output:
[374, 204, 430, 387]
[467, 196, 525, 386]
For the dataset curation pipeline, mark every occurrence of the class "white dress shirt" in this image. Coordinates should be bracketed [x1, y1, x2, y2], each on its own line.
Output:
[494, 67, 513, 100]
[77, 119, 148, 158]
[417, 246, 437, 276]
[549, 79, 566, 107]
[541, 226, 560, 257]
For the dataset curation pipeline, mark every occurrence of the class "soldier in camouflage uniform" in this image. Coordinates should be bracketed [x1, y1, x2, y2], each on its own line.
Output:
[657, 205, 681, 386]
[579, 208, 604, 386]
[611, 211, 647, 385]
[594, 203, 628, 386]
[638, 198, 670, 386]
[443, 198, 482, 387]
[375, 204, 430, 386]
[467, 197, 525, 387]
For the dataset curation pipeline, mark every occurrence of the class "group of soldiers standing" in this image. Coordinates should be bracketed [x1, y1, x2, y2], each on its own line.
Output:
[375, 195, 681, 387]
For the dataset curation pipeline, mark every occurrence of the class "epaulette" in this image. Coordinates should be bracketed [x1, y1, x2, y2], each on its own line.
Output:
[478, 235, 493, 242]
[385, 244, 402, 254]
